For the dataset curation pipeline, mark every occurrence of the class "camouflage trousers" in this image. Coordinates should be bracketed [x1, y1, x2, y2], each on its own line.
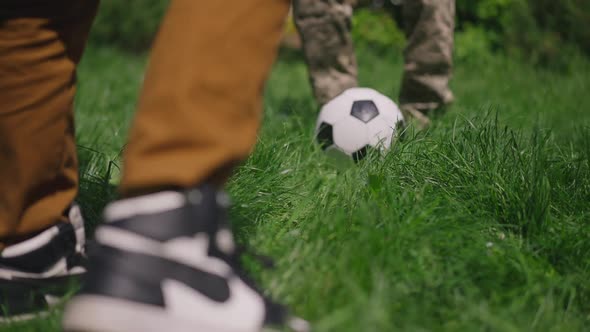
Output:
[293, 0, 455, 111]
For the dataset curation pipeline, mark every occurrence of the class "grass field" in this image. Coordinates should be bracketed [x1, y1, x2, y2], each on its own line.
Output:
[3, 45, 590, 331]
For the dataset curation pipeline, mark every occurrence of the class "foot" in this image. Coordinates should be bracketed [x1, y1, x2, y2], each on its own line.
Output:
[400, 105, 432, 130]
[62, 185, 309, 332]
[401, 101, 455, 130]
[0, 204, 86, 321]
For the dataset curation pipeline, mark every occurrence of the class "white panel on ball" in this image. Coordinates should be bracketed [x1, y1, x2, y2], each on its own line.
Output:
[367, 118, 395, 150]
[345, 87, 378, 98]
[316, 93, 354, 125]
[371, 93, 404, 124]
[316, 87, 405, 160]
[332, 117, 369, 155]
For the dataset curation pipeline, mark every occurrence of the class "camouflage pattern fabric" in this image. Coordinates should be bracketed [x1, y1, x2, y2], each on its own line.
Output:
[292, 0, 359, 105]
[293, 0, 455, 111]
[399, 0, 455, 112]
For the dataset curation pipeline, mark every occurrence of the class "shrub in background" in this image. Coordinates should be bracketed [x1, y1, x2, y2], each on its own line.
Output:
[456, 0, 589, 67]
[528, 0, 590, 55]
[89, 0, 169, 52]
[88, 0, 588, 69]
[352, 8, 406, 54]
[454, 25, 493, 65]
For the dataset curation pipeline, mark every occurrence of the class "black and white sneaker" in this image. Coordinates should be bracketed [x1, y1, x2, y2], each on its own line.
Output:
[0, 204, 86, 321]
[62, 185, 309, 332]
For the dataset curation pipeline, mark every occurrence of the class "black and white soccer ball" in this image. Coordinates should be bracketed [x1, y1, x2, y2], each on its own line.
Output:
[316, 87, 405, 161]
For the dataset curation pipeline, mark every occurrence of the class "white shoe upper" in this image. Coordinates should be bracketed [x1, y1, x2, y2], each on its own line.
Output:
[64, 188, 309, 332]
[0, 204, 86, 280]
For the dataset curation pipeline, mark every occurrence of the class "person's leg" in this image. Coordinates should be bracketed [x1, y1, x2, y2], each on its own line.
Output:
[63, 1, 308, 331]
[0, 0, 97, 319]
[399, 0, 455, 126]
[0, 0, 97, 243]
[293, 0, 359, 106]
[120, 0, 291, 194]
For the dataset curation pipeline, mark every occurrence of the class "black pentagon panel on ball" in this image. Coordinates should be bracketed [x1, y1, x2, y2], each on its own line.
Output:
[352, 145, 370, 162]
[351, 100, 379, 123]
[316, 122, 334, 150]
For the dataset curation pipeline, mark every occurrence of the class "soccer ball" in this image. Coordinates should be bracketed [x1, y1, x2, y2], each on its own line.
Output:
[316, 87, 405, 161]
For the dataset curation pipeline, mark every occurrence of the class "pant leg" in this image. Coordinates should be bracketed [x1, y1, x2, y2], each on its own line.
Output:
[0, 0, 98, 242]
[293, 0, 358, 106]
[399, 0, 455, 111]
[120, 0, 290, 196]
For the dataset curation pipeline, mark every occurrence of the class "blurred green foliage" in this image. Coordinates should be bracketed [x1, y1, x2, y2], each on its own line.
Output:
[89, 0, 169, 52]
[351, 8, 406, 54]
[455, 0, 589, 67]
[454, 25, 494, 65]
[89, 0, 589, 67]
[531, 0, 590, 54]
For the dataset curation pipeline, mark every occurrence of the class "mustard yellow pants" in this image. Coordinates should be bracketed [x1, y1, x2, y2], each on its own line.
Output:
[0, 0, 290, 242]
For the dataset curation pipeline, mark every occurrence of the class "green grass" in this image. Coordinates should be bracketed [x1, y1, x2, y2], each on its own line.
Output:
[3, 46, 590, 331]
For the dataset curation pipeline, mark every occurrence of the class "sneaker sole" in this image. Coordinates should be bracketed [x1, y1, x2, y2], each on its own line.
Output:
[0, 310, 50, 324]
[63, 295, 273, 332]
